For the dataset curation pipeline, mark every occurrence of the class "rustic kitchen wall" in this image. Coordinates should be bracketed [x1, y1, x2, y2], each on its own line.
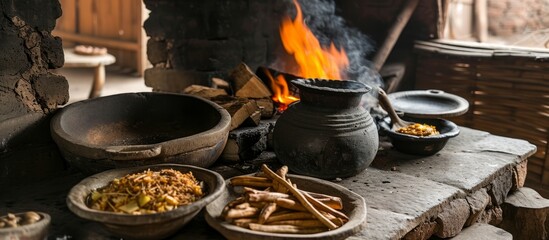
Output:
[488, 0, 549, 37]
[142, 0, 441, 93]
[142, 0, 288, 92]
[0, 0, 69, 184]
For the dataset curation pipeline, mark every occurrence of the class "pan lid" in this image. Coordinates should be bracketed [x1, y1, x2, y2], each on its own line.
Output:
[387, 89, 469, 118]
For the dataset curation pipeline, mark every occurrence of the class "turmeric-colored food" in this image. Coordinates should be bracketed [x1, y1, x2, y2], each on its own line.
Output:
[397, 123, 439, 137]
[88, 169, 203, 214]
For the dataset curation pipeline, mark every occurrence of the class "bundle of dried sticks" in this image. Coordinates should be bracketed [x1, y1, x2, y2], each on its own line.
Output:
[221, 164, 349, 234]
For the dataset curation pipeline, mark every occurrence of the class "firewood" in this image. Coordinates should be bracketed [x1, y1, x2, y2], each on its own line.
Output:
[210, 95, 260, 130]
[250, 98, 275, 119]
[183, 85, 228, 99]
[211, 77, 230, 90]
[244, 110, 261, 127]
[230, 63, 272, 99]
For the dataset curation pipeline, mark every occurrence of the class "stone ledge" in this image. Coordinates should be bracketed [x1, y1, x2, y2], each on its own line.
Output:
[372, 127, 535, 193]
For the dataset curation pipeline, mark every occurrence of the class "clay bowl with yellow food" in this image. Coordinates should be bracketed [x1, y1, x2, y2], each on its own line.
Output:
[66, 164, 224, 240]
[378, 116, 460, 155]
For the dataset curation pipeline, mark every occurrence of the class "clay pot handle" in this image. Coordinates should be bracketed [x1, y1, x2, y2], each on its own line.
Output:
[105, 145, 161, 160]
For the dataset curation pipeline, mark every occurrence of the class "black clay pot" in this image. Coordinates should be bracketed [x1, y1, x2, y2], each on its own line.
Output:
[273, 79, 379, 179]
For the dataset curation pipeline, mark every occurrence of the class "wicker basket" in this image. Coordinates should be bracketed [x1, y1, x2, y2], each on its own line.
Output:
[414, 40, 549, 194]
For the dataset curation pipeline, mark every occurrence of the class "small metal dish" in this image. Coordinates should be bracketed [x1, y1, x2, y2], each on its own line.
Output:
[66, 164, 225, 240]
[0, 212, 50, 240]
[379, 116, 460, 155]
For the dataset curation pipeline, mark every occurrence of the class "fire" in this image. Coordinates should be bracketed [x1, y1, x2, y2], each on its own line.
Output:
[268, 0, 350, 110]
[265, 70, 299, 111]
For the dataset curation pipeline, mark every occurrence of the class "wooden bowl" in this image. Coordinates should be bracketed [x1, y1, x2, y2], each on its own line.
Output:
[66, 164, 225, 240]
[205, 174, 367, 240]
[0, 212, 50, 240]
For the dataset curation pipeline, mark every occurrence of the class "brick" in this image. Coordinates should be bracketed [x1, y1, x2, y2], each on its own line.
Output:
[172, 39, 243, 71]
[147, 38, 168, 65]
[144, 68, 214, 92]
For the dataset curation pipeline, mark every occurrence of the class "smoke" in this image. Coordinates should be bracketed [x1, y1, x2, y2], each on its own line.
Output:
[275, 0, 383, 108]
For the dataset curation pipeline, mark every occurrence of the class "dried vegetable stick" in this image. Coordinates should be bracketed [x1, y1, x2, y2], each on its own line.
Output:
[302, 191, 349, 221]
[231, 176, 272, 183]
[301, 190, 343, 210]
[230, 178, 272, 188]
[260, 164, 338, 230]
[232, 218, 257, 228]
[258, 202, 277, 224]
[275, 198, 307, 212]
[266, 219, 325, 228]
[225, 207, 260, 219]
[248, 223, 327, 234]
[247, 192, 290, 202]
[264, 212, 315, 223]
[273, 166, 289, 193]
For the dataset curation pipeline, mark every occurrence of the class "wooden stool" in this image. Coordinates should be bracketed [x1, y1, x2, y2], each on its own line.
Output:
[63, 48, 116, 98]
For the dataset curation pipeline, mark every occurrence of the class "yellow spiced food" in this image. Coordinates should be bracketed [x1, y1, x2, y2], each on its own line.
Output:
[88, 169, 203, 214]
[397, 123, 439, 137]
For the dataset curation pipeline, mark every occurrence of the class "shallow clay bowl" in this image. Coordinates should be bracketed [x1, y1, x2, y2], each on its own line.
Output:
[379, 116, 460, 155]
[51, 92, 231, 174]
[205, 174, 367, 240]
[67, 164, 225, 240]
[0, 212, 50, 240]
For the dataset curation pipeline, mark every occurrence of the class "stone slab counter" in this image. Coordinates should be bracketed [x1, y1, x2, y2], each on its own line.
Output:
[0, 127, 537, 239]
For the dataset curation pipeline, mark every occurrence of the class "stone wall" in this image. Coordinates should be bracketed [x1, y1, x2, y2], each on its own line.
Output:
[488, 0, 549, 37]
[0, 0, 69, 184]
[142, 0, 288, 92]
[142, 0, 440, 93]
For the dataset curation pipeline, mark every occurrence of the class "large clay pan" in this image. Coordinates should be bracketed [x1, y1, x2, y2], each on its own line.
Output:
[51, 92, 231, 174]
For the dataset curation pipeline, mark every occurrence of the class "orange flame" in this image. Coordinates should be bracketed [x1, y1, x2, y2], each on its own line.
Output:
[264, 70, 299, 111]
[269, 0, 350, 110]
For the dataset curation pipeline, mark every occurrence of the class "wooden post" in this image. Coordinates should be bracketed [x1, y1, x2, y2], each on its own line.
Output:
[372, 0, 420, 71]
[500, 187, 549, 240]
[89, 64, 106, 98]
[474, 0, 488, 42]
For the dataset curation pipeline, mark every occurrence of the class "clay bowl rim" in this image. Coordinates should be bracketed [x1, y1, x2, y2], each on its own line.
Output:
[379, 116, 460, 142]
[205, 173, 368, 240]
[0, 212, 51, 237]
[66, 164, 225, 225]
[50, 92, 231, 159]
